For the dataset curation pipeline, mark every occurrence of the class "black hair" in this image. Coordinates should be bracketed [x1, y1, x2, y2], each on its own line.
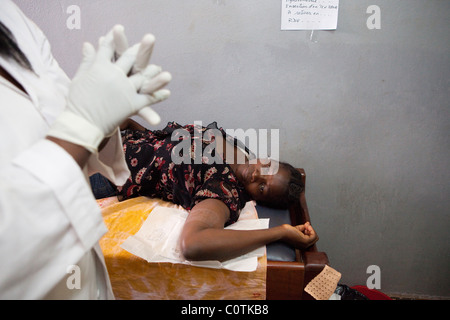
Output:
[256, 161, 305, 210]
[0, 21, 33, 71]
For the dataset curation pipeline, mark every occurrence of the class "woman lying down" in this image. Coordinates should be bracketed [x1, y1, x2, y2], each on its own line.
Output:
[92, 120, 318, 262]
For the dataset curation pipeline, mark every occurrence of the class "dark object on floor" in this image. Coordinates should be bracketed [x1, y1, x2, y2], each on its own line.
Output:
[334, 284, 369, 300]
[351, 285, 393, 300]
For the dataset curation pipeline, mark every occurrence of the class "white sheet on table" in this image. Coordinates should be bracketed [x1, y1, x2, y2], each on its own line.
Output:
[120, 201, 269, 272]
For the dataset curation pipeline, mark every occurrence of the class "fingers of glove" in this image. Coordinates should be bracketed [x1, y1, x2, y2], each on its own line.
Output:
[137, 107, 161, 126]
[135, 89, 171, 124]
[113, 25, 129, 57]
[114, 43, 140, 74]
[134, 89, 171, 111]
[129, 72, 145, 91]
[74, 42, 96, 77]
[128, 65, 168, 91]
[132, 34, 155, 74]
[142, 64, 163, 78]
[139, 71, 172, 95]
[97, 28, 116, 62]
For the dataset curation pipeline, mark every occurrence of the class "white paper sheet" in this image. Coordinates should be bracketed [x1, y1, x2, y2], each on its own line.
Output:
[281, 0, 339, 30]
[120, 202, 269, 272]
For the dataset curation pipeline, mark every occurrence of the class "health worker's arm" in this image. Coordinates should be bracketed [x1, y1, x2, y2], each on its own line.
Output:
[0, 139, 106, 299]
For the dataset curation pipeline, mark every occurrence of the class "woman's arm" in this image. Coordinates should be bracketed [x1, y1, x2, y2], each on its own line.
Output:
[179, 198, 318, 262]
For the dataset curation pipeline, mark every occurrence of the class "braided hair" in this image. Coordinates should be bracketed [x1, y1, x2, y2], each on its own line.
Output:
[256, 161, 305, 210]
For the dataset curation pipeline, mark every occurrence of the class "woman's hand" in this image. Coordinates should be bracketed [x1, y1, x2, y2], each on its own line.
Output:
[180, 199, 319, 261]
[280, 222, 319, 249]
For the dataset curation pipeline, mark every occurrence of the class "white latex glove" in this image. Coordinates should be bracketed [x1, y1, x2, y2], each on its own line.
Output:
[112, 25, 164, 125]
[47, 26, 171, 153]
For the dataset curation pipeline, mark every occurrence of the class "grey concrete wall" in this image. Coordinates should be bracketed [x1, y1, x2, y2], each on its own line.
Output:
[14, 0, 450, 297]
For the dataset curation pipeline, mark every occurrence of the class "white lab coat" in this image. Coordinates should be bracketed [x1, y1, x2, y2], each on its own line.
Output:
[0, 1, 130, 299]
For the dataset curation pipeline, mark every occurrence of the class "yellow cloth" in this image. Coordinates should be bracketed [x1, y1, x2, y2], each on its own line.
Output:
[98, 196, 266, 300]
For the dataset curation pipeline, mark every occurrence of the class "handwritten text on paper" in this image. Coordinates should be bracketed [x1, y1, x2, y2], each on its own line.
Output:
[281, 0, 339, 30]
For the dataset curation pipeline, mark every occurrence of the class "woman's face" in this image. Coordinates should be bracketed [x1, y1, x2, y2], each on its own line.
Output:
[233, 160, 290, 202]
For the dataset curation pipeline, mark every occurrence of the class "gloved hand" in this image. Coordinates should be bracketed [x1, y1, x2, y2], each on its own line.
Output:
[112, 25, 165, 125]
[47, 26, 171, 153]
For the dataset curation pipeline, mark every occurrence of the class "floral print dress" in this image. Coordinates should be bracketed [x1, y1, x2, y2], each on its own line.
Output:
[117, 122, 251, 226]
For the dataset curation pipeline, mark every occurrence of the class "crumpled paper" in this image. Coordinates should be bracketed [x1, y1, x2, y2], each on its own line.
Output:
[304, 265, 342, 300]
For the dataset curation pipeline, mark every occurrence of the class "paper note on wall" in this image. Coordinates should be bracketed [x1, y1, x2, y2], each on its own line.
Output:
[281, 0, 339, 30]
